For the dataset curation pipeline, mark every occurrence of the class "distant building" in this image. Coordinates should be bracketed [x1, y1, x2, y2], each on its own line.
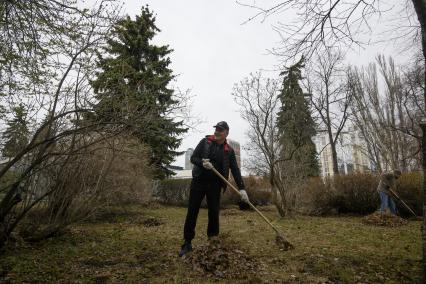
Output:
[169, 138, 242, 179]
[168, 165, 184, 171]
[184, 148, 194, 170]
[167, 164, 192, 179]
[227, 139, 241, 168]
[172, 169, 193, 179]
[313, 127, 373, 177]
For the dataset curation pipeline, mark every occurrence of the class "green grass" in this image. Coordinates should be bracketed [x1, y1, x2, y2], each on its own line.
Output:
[0, 204, 421, 283]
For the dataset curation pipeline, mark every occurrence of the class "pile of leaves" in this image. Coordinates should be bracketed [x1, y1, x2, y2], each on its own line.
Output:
[362, 212, 408, 227]
[183, 234, 264, 280]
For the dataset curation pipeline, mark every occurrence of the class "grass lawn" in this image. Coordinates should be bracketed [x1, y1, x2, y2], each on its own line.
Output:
[0, 204, 421, 283]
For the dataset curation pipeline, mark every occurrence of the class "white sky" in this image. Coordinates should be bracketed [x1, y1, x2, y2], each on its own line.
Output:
[123, 0, 418, 171]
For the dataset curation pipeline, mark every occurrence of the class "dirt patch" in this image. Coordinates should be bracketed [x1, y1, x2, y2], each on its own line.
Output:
[183, 234, 265, 280]
[142, 217, 164, 227]
[80, 258, 120, 268]
[86, 209, 139, 223]
[221, 209, 242, 216]
[84, 209, 165, 227]
[92, 275, 110, 284]
[362, 212, 408, 227]
[257, 206, 276, 212]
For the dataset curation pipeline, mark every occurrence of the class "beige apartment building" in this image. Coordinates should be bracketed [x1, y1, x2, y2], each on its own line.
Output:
[313, 128, 372, 177]
[227, 139, 241, 168]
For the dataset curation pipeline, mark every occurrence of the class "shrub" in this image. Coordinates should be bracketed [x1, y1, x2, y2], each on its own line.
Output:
[0, 169, 17, 200]
[99, 141, 154, 206]
[15, 135, 154, 242]
[154, 175, 272, 208]
[300, 172, 422, 216]
[153, 178, 192, 206]
[222, 176, 272, 207]
[298, 177, 334, 215]
[330, 173, 379, 214]
[395, 171, 422, 216]
[300, 173, 379, 215]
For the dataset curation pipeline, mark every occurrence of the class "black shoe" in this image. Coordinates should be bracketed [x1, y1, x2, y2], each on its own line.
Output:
[178, 242, 192, 257]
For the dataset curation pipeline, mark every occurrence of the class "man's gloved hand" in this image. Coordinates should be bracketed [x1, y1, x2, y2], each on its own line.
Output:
[239, 190, 249, 203]
[202, 158, 213, 170]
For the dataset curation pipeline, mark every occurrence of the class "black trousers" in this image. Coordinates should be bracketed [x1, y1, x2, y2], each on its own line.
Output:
[183, 179, 222, 242]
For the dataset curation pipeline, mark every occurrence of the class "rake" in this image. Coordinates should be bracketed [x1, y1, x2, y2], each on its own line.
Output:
[210, 167, 294, 250]
[388, 188, 417, 217]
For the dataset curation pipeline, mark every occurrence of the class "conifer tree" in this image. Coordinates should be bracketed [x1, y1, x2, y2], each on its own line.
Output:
[277, 57, 319, 177]
[2, 104, 30, 158]
[91, 6, 187, 178]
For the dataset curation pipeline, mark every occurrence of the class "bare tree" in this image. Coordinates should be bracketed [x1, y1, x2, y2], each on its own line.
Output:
[232, 72, 281, 208]
[306, 48, 351, 175]
[402, 54, 425, 145]
[238, 1, 417, 61]
[348, 56, 421, 172]
[232, 72, 309, 216]
[240, 0, 426, 275]
[0, 0, 127, 249]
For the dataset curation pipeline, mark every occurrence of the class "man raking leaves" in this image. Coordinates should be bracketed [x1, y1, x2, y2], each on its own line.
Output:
[377, 169, 417, 217]
[179, 121, 293, 257]
[377, 170, 401, 215]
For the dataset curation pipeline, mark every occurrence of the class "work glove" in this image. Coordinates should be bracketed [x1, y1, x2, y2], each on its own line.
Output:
[202, 158, 214, 170]
[239, 190, 249, 203]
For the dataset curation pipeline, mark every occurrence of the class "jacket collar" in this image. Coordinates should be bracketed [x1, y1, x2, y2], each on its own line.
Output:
[207, 135, 229, 151]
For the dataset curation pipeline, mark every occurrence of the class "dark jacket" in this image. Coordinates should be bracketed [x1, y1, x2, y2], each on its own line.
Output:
[191, 135, 245, 190]
[377, 172, 397, 194]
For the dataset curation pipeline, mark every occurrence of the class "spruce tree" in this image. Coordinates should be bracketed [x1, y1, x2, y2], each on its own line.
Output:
[1, 104, 30, 158]
[91, 6, 187, 179]
[277, 57, 319, 177]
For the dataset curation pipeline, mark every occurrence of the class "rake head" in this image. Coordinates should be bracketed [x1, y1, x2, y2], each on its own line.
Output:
[275, 234, 294, 251]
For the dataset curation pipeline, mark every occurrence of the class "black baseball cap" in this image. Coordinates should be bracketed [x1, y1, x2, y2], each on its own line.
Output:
[213, 121, 229, 131]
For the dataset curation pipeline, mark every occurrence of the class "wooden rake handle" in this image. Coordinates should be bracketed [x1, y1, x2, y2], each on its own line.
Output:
[210, 167, 283, 235]
[388, 188, 417, 217]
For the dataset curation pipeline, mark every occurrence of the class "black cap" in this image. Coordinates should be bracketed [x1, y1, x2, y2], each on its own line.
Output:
[213, 121, 229, 131]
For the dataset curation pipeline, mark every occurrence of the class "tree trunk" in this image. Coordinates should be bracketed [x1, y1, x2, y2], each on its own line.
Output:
[269, 167, 278, 203]
[326, 119, 339, 175]
[411, 0, 426, 280]
[269, 167, 286, 216]
[330, 141, 339, 175]
[421, 123, 426, 282]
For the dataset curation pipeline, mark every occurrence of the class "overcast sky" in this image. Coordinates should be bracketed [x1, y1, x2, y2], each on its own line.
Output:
[123, 0, 417, 171]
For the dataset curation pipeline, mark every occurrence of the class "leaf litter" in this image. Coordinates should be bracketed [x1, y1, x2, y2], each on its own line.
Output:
[362, 212, 408, 227]
[183, 234, 265, 280]
[142, 217, 164, 227]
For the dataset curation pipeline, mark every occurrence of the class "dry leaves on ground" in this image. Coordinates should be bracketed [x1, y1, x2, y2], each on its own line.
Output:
[362, 212, 408, 227]
[183, 234, 265, 280]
